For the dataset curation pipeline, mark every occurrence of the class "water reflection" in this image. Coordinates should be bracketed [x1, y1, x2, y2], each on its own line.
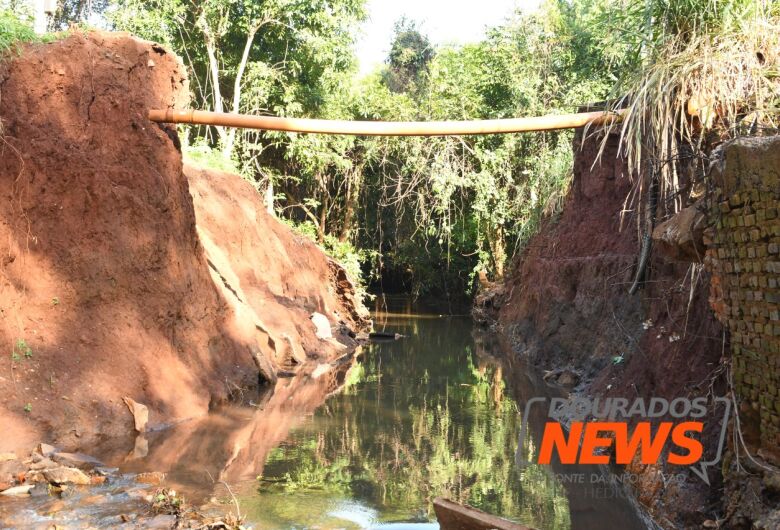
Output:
[244, 300, 646, 530]
[93, 362, 356, 496]
[474, 333, 649, 529]
[90, 297, 647, 530]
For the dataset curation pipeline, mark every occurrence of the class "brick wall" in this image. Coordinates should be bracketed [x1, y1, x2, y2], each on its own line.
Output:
[704, 136, 780, 464]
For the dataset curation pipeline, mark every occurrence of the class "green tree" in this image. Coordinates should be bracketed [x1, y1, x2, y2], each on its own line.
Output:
[99, 0, 776, 300]
[384, 17, 433, 94]
[50, 0, 110, 29]
[109, 0, 367, 157]
[343, 1, 623, 294]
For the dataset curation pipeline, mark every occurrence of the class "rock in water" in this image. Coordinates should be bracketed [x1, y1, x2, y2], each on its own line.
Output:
[122, 397, 149, 433]
[29, 457, 58, 470]
[0, 485, 34, 496]
[136, 471, 165, 485]
[146, 515, 177, 529]
[51, 452, 104, 470]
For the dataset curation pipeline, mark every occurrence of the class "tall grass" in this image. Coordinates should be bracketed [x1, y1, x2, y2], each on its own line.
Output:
[0, 9, 35, 137]
[0, 9, 38, 55]
[600, 0, 780, 212]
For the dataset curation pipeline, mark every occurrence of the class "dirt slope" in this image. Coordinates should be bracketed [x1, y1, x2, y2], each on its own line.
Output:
[0, 31, 367, 454]
[484, 130, 726, 528]
[186, 163, 369, 373]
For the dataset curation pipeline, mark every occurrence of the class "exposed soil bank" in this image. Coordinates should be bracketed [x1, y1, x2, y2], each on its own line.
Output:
[187, 163, 369, 375]
[477, 130, 730, 529]
[0, 32, 367, 455]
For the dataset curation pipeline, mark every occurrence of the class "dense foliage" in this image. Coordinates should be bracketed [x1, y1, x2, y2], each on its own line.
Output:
[4, 0, 777, 300]
[0, 5, 50, 54]
[349, 4, 623, 295]
[603, 0, 780, 212]
[98, 0, 635, 298]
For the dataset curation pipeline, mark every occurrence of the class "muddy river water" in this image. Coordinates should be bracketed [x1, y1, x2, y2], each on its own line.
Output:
[1, 298, 650, 529]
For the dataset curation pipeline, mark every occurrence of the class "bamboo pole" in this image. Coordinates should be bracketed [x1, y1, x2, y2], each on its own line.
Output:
[147, 108, 626, 136]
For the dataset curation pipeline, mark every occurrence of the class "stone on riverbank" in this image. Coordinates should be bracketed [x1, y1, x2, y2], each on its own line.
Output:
[43, 467, 91, 486]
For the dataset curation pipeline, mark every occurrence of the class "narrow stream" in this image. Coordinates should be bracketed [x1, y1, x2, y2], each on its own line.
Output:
[1, 298, 649, 529]
[238, 297, 648, 529]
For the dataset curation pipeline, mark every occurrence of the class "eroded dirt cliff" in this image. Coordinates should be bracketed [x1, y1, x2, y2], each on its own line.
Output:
[0, 31, 367, 454]
[187, 163, 370, 374]
[481, 130, 728, 528]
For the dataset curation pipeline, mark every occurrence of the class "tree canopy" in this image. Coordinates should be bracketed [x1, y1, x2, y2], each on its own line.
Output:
[7, 0, 776, 300]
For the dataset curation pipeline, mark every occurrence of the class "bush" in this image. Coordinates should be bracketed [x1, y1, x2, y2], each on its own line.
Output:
[0, 9, 37, 55]
[603, 0, 780, 208]
[183, 138, 243, 176]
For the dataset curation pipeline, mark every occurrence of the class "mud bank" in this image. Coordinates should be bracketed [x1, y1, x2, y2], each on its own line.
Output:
[0, 355, 359, 529]
[477, 130, 732, 528]
[0, 32, 368, 455]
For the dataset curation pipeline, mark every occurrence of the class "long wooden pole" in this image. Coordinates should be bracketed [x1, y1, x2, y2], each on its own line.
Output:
[147, 108, 625, 136]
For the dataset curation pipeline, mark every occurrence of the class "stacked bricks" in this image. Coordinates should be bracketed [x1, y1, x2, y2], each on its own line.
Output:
[704, 136, 780, 464]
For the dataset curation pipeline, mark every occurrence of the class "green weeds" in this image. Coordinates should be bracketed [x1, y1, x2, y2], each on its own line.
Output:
[11, 338, 32, 362]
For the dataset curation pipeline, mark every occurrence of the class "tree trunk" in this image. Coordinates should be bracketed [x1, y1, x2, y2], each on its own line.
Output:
[264, 180, 275, 216]
[488, 225, 506, 280]
[200, 24, 227, 143]
[318, 194, 329, 244]
[339, 169, 361, 242]
[223, 24, 260, 157]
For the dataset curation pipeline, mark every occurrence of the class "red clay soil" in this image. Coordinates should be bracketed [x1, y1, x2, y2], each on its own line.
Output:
[0, 32, 367, 455]
[187, 162, 369, 372]
[487, 130, 727, 528]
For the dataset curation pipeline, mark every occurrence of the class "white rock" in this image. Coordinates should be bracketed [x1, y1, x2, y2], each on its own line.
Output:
[37, 443, 57, 457]
[0, 485, 34, 496]
[122, 397, 149, 433]
[310, 312, 332, 340]
[311, 363, 331, 379]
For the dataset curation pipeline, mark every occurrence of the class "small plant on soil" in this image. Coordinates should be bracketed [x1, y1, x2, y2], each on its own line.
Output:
[0, 9, 61, 56]
[23, 403, 31, 413]
[151, 488, 186, 516]
[51, 297, 59, 306]
[149, 487, 248, 528]
[14, 339, 32, 359]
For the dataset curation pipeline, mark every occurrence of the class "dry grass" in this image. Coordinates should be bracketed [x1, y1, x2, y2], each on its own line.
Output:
[600, 3, 780, 215]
